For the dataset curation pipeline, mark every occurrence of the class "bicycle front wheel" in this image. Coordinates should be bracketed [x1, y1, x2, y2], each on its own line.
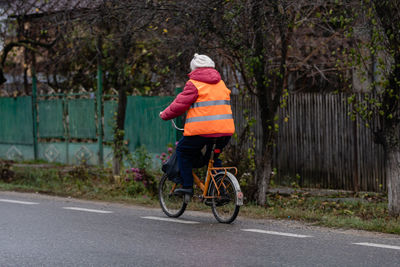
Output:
[159, 174, 187, 218]
[210, 174, 240, 224]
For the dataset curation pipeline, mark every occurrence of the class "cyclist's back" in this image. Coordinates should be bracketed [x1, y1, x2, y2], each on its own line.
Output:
[159, 53, 235, 195]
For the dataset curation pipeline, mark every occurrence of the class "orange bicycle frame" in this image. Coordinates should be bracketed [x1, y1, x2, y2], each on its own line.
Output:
[192, 157, 237, 199]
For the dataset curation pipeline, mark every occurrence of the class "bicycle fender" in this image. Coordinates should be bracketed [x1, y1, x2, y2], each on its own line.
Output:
[224, 172, 244, 206]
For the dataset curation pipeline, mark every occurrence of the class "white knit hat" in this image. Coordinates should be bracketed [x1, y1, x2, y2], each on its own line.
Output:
[190, 53, 215, 71]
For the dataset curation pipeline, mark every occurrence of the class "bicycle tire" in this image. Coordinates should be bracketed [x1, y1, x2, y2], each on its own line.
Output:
[210, 173, 240, 224]
[159, 174, 187, 218]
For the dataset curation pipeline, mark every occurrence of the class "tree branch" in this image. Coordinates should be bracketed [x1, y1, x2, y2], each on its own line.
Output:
[0, 38, 57, 85]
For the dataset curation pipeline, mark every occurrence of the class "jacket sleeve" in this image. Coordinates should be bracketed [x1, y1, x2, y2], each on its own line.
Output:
[160, 81, 198, 120]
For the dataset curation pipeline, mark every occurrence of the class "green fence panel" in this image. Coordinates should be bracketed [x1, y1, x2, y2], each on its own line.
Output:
[38, 99, 64, 138]
[0, 97, 33, 144]
[125, 96, 175, 153]
[68, 99, 96, 139]
[38, 142, 66, 163]
[0, 144, 34, 160]
[104, 100, 117, 142]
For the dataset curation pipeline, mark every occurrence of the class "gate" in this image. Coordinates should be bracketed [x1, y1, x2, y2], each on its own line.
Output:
[36, 93, 101, 165]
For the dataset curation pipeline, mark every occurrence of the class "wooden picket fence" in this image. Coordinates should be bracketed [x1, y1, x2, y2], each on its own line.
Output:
[231, 93, 386, 192]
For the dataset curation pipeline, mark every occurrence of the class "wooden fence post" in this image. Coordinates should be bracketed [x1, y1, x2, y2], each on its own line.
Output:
[353, 106, 360, 193]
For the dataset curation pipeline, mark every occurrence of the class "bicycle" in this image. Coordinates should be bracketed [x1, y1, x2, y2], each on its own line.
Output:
[158, 121, 244, 224]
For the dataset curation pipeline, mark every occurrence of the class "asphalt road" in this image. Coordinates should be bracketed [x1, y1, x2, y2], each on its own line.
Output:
[0, 191, 399, 267]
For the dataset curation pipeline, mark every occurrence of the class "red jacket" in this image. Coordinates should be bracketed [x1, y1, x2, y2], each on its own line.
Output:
[161, 67, 232, 137]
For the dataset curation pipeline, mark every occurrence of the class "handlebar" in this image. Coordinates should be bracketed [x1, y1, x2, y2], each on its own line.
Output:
[171, 119, 184, 132]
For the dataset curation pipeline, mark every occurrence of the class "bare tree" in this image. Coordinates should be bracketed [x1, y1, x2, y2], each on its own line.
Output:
[345, 0, 400, 216]
[173, 0, 350, 204]
[73, 0, 176, 174]
[0, 0, 61, 91]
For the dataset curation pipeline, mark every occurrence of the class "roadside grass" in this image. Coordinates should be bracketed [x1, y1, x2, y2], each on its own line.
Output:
[1, 165, 399, 234]
[1, 165, 159, 207]
[239, 193, 400, 234]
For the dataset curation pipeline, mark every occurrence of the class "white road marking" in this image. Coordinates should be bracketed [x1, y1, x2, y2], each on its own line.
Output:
[241, 229, 313, 238]
[63, 207, 113, 214]
[0, 199, 39, 205]
[142, 216, 199, 224]
[353, 242, 400, 250]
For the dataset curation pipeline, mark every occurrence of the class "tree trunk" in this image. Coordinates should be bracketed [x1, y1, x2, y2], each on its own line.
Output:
[24, 48, 29, 94]
[371, 0, 400, 217]
[255, 148, 272, 205]
[386, 147, 400, 216]
[250, 0, 272, 205]
[112, 157, 121, 176]
[255, 91, 274, 205]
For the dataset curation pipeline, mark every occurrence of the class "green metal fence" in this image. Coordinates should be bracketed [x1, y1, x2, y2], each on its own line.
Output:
[0, 97, 33, 144]
[0, 97, 34, 160]
[38, 99, 64, 138]
[0, 94, 177, 165]
[104, 100, 117, 142]
[68, 99, 97, 139]
[125, 96, 175, 153]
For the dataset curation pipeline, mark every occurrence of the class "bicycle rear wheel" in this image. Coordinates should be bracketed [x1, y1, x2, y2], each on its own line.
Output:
[159, 174, 187, 218]
[210, 174, 240, 224]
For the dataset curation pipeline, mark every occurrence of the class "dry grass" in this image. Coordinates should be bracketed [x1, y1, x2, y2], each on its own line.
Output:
[1, 165, 399, 234]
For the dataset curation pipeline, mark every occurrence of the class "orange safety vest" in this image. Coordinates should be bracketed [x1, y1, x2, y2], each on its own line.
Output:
[184, 79, 235, 136]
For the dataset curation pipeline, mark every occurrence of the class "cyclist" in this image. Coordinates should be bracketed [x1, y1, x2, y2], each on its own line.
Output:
[159, 53, 235, 196]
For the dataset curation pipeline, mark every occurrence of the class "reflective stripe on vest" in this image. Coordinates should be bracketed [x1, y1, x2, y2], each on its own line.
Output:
[190, 100, 231, 108]
[186, 114, 233, 123]
[184, 79, 235, 136]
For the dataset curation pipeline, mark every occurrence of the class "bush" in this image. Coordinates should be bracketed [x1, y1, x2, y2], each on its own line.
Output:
[0, 160, 14, 182]
[125, 167, 157, 196]
[126, 180, 146, 196]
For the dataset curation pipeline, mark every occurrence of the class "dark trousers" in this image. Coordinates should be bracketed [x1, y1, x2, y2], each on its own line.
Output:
[176, 136, 231, 187]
